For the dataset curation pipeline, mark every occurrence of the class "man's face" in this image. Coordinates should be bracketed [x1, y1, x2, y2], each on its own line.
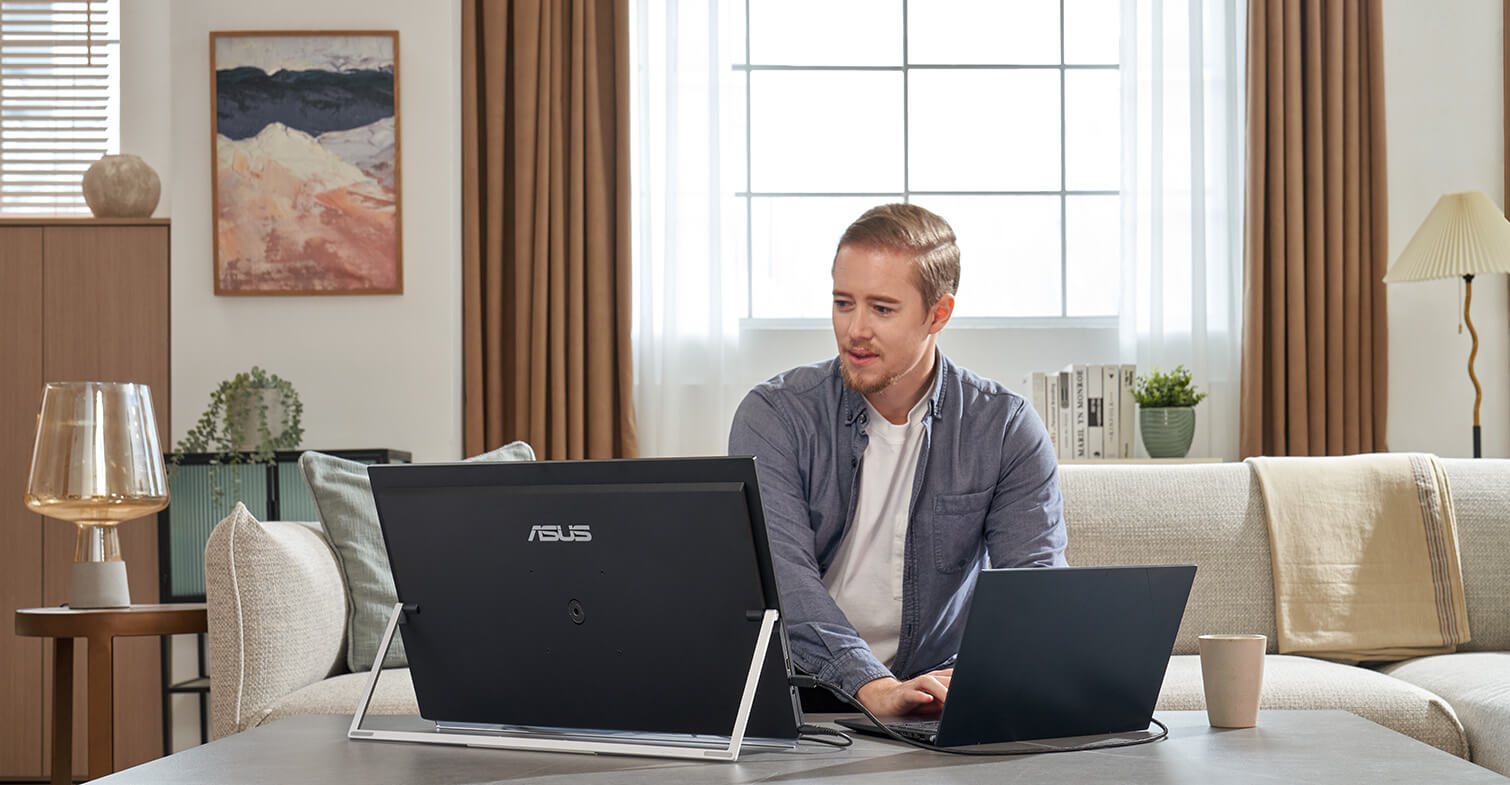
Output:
[831, 244, 948, 396]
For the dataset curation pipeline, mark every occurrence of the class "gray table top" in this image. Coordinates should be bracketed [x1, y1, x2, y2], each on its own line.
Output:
[99, 711, 1505, 784]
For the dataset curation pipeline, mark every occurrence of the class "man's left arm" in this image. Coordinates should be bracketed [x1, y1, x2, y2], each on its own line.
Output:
[984, 399, 1068, 568]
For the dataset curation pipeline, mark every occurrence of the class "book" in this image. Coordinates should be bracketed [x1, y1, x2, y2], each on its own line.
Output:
[1029, 371, 1047, 426]
[1057, 369, 1072, 460]
[1120, 364, 1137, 458]
[1102, 364, 1120, 461]
[1028, 371, 1054, 457]
[1065, 364, 1088, 459]
[1086, 365, 1104, 459]
[1045, 374, 1060, 459]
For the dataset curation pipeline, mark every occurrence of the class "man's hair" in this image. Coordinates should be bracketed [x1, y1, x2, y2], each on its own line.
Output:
[834, 203, 960, 308]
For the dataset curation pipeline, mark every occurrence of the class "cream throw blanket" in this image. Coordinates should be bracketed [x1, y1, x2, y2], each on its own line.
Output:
[1248, 453, 1470, 662]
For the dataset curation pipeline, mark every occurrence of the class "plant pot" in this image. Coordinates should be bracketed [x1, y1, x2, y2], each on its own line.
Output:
[226, 387, 287, 453]
[1140, 406, 1196, 459]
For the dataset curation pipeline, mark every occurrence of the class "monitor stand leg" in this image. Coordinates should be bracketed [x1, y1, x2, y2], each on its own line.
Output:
[348, 602, 781, 762]
[347, 601, 408, 738]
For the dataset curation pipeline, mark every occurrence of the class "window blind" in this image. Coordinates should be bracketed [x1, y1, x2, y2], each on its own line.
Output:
[0, 0, 118, 214]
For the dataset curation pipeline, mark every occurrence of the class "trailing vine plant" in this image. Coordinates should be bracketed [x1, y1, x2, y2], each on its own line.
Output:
[170, 367, 304, 503]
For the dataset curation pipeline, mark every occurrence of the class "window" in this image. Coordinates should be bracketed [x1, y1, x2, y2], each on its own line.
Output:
[0, 0, 119, 214]
[737, 0, 1121, 320]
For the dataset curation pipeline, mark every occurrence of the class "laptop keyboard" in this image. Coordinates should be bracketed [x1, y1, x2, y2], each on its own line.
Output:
[886, 718, 941, 740]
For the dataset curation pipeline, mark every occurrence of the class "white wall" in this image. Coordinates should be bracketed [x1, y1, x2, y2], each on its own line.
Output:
[123, 0, 464, 465]
[121, 0, 463, 754]
[1384, 0, 1508, 458]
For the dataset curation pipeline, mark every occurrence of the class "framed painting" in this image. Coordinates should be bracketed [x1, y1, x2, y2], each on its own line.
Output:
[211, 31, 402, 295]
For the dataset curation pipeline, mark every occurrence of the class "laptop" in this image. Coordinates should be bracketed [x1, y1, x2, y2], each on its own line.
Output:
[837, 564, 1196, 747]
[366, 457, 803, 751]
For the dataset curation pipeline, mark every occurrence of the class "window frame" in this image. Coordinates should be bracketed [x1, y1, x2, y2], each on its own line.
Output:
[0, 0, 120, 215]
[734, 0, 1120, 323]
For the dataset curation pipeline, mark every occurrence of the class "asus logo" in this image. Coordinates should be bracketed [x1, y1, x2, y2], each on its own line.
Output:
[527, 524, 593, 543]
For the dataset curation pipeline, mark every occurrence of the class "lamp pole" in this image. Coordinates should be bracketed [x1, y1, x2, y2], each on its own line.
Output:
[1464, 273, 1482, 458]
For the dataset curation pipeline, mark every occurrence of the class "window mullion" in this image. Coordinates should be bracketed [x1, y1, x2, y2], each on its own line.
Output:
[741, 0, 1120, 321]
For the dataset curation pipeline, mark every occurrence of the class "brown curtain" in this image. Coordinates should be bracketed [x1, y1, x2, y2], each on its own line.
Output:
[462, 0, 639, 459]
[1239, 0, 1389, 458]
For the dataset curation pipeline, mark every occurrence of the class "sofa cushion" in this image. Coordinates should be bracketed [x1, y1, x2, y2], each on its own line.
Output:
[1157, 654, 1467, 758]
[260, 669, 419, 729]
[205, 503, 348, 738]
[1439, 459, 1510, 651]
[300, 442, 536, 673]
[1381, 652, 1510, 775]
[1059, 464, 1277, 655]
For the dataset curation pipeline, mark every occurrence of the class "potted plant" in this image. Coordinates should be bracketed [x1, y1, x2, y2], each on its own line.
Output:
[1133, 365, 1206, 459]
[171, 367, 304, 495]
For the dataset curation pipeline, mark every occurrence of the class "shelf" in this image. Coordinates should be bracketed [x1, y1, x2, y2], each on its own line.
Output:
[166, 677, 210, 693]
[1059, 458, 1226, 464]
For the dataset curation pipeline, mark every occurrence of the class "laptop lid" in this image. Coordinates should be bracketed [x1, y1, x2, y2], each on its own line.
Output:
[930, 564, 1195, 746]
[367, 456, 802, 742]
[853, 564, 1194, 747]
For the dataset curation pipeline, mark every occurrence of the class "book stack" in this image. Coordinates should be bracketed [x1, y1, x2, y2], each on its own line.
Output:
[1026, 365, 1136, 461]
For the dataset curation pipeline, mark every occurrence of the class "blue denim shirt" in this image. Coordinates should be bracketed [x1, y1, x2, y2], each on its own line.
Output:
[728, 351, 1067, 696]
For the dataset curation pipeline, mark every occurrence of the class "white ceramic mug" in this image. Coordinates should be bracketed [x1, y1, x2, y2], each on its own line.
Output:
[1198, 634, 1266, 728]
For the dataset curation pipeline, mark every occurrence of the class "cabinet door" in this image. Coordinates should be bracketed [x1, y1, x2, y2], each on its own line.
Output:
[0, 227, 44, 777]
[41, 225, 170, 774]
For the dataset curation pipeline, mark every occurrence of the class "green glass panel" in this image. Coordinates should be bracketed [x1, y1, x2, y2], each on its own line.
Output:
[165, 462, 268, 600]
[278, 461, 321, 523]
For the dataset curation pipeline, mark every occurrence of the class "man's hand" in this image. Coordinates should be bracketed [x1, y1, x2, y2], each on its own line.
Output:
[854, 669, 953, 717]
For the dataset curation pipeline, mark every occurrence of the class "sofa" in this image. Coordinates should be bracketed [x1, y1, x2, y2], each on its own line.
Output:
[204, 459, 1510, 775]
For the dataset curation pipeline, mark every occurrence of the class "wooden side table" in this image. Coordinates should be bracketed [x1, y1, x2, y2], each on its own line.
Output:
[15, 604, 207, 784]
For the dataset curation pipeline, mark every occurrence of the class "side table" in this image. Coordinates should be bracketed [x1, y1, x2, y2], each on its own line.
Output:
[15, 604, 207, 784]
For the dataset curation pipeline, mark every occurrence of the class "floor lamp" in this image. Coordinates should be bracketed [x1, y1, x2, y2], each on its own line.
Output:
[1384, 191, 1510, 458]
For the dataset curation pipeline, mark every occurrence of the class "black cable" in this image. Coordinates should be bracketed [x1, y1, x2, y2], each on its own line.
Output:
[789, 674, 1169, 756]
[796, 723, 853, 748]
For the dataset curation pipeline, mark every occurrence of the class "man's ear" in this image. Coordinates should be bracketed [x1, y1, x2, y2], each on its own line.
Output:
[927, 293, 955, 335]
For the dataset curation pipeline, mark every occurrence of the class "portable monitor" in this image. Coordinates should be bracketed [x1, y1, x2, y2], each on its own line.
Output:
[353, 457, 803, 761]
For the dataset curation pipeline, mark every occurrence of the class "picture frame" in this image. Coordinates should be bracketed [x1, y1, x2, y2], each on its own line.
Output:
[210, 30, 402, 295]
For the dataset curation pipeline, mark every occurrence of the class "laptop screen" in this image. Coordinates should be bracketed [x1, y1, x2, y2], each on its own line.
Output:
[368, 457, 801, 741]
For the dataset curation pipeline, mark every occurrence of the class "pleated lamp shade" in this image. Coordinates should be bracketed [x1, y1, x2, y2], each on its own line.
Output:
[1385, 191, 1510, 282]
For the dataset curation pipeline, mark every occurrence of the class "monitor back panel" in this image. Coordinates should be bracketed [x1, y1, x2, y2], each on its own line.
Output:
[369, 459, 800, 739]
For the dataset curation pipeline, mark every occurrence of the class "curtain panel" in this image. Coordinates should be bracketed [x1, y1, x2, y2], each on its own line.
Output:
[1239, 0, 1389, 458]
[1119, 0, 1246, 462]
[462, 0, 639, 459]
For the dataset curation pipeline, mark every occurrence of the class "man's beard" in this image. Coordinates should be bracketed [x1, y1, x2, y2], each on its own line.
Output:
[841, 356, 903, 396]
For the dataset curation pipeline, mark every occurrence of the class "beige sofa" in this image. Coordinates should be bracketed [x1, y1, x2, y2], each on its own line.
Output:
[205, 459, 1510, 774]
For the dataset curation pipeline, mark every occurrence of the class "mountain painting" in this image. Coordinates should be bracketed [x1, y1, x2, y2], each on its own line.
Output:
[211, 32, 401, 294]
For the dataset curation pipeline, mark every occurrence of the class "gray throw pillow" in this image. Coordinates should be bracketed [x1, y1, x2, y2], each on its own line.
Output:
[300, 442, 535, 672]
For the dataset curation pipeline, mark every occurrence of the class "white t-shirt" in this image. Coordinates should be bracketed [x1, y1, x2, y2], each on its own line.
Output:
[821, 394, 930, 668]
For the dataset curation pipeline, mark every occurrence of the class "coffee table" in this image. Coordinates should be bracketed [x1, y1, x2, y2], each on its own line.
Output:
[90, 710, 1504, 784]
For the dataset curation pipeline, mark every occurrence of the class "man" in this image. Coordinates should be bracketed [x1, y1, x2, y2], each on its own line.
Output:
[728, 203, 1066, 717]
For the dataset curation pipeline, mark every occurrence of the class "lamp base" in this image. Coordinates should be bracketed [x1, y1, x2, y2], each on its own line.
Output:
[69, 561, 131, 609]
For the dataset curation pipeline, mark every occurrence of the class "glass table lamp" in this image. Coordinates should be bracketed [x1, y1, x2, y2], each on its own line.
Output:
[24, 381, 169, 608]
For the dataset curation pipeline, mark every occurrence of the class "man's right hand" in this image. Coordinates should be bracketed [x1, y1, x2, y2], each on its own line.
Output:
[854, 669, 953, 716]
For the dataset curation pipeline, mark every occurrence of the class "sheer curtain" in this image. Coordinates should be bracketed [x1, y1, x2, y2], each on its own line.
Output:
[1119, 0, 1247, 460]
[629, 0, 747, 457]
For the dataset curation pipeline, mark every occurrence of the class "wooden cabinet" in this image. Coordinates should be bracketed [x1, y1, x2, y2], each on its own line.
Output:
[0, 218, 170, 779]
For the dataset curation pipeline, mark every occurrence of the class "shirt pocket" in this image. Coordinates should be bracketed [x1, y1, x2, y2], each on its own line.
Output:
[931, 489, 993, 574]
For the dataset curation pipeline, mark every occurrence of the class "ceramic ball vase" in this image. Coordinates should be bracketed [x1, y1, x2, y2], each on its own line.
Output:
[81, 154, 161, 218]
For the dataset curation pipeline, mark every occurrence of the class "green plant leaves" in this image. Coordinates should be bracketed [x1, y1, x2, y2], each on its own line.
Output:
[1132, 364, 1207, 408]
